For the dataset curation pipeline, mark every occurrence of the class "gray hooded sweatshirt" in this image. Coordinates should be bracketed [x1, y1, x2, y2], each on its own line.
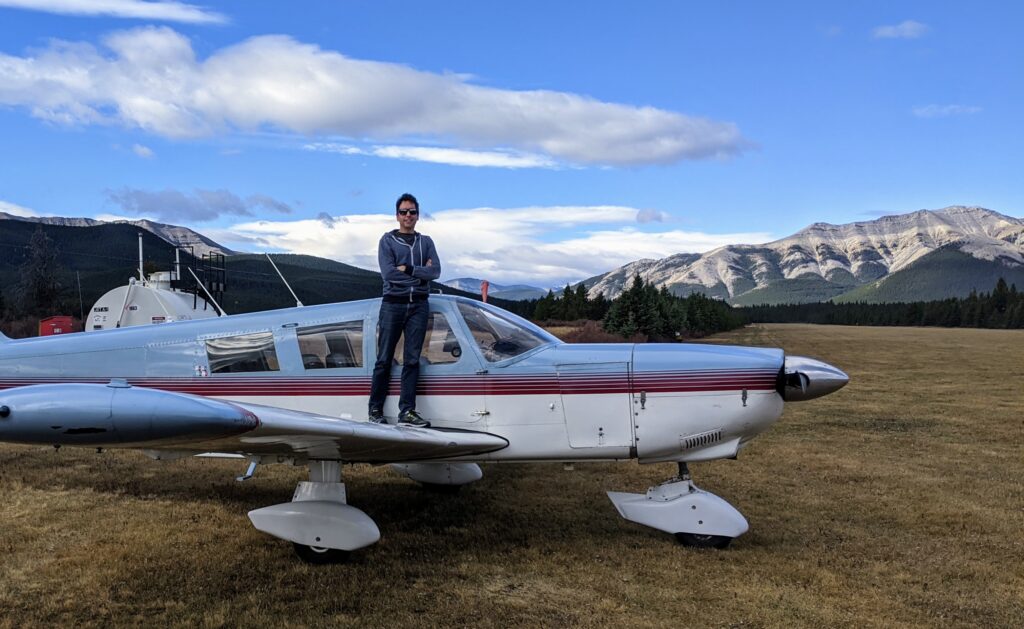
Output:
[378, 230, 441, 301]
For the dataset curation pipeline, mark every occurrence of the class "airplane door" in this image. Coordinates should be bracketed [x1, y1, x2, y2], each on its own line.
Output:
[383, 309, 488, 426]
[556, 362, 633, 448]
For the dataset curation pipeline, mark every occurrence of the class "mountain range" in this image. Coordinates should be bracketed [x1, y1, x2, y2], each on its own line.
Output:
[4, 205, 1021, 311]
[441, 278, 548, 301]
[0, 212, 234, 258]
[586, 206, 1024, 304]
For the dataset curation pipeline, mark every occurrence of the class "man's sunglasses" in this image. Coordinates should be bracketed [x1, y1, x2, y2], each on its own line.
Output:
[397, 209, 419, 216]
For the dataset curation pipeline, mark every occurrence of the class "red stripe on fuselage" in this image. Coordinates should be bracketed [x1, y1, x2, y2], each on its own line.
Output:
[0, 369, 778, 397]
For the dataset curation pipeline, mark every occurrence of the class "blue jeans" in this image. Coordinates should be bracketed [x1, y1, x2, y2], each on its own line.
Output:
[369, 300, 429, 415]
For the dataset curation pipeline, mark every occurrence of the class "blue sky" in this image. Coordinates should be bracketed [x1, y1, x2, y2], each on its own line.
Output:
[0, 1, 1020, 286]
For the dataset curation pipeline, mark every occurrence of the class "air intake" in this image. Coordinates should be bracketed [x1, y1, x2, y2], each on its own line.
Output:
[683, 429, 722, 450]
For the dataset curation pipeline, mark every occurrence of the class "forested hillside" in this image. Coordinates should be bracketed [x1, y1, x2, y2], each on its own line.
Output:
[0, 223, 522, 336]
[739, 278, 1023, 329]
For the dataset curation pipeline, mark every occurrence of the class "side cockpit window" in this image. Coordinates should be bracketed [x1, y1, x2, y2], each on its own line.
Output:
[297, 321, 364, 369]
[456, 301, 551, 362]
[206, 331, 279, 374]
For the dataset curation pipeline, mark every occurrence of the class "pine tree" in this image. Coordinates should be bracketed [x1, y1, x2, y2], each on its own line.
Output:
[993, 277, 1010, 313]
[14, 226, 64, 317]
[533, 290, 555, 320]
[588, 292, 609, 320]
[571, 284, 589, 321]
[1008, 300, 1023, 328]
[603, 275, 644, 337]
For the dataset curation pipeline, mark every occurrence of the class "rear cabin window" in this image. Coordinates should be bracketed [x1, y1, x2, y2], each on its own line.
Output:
[297, 321, 364, 369]
[206, 332, 280, 374]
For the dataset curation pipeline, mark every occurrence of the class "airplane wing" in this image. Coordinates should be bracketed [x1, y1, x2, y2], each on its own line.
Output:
[0, 383, 508, 462]
[211, 401, 510, 461]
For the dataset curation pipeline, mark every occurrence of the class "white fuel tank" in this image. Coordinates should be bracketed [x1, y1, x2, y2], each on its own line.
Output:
[88, 276, 218, 331]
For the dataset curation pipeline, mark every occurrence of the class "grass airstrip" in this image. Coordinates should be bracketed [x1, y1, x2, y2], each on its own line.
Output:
[0, 324, 1021, 627]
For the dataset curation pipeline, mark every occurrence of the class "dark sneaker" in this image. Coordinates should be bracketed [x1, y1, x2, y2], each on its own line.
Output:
[368, 409, 387, 424]
[398, 409, 431, 427]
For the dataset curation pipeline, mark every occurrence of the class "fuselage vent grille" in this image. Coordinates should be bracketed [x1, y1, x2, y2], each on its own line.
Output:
[683, 429, 723, 450]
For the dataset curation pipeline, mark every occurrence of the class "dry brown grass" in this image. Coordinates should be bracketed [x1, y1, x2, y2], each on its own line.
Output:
[1, 324, 1022, 627]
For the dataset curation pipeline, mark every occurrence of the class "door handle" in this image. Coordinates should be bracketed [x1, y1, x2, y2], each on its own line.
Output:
[471, 410, 490, 416]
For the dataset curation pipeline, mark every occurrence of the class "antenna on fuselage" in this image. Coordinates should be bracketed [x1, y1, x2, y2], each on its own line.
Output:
[187, 267, 226, 316]
[265, 253, 304, 307]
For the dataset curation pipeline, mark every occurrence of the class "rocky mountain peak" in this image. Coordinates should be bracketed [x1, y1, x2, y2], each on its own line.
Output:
[587, 206, 1024, 303]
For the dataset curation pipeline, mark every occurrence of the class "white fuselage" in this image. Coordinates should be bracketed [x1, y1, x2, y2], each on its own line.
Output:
[0, 296, 787, 464]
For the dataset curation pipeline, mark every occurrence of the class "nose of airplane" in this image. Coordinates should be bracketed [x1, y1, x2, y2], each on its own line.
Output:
[777, 355, 849, 402]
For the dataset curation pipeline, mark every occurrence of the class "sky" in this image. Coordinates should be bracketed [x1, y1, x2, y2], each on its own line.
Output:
[0, 1, 1021, 288]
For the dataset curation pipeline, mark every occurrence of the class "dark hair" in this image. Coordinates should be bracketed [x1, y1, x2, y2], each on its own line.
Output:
[395, 193, 419, 212]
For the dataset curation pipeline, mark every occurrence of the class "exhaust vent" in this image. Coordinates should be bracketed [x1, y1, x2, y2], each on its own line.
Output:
[683, 429, 722, 450]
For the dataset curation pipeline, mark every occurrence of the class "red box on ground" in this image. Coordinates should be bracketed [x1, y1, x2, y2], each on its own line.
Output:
[39, 316, 74, 336]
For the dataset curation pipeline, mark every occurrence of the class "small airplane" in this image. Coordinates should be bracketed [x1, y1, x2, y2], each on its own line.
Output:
[0, 295, 847, 562]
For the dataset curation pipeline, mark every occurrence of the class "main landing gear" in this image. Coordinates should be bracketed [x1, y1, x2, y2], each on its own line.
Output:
[245, 461, 484, 563]
[247, 461, 380, 564]
[606, 462, 748, 549]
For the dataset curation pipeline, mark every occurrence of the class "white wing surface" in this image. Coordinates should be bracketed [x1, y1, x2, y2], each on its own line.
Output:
[220, 401, 509, 461]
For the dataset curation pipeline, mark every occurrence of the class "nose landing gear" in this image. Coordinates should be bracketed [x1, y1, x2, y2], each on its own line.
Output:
[606, 461, 748, 548]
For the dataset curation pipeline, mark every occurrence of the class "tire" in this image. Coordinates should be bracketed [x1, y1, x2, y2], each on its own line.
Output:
[674, 533, 733, 549]
[293, 543, 350, 564]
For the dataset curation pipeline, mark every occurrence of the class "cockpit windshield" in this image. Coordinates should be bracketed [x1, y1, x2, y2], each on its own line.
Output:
[456, 300, 557, 363]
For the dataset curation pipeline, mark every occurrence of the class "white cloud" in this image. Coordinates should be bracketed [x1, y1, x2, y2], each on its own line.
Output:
[0, 0, 226, 23]
[303, 143, 364, 156]
[370, 146, 557, 169]
[372, 146, 556, 170]
[912, 104, 982, 118]
[216, 205, 774, 286]
[0, 27, 748, 167]
[131, 142, 154, 158]
[873, 20, 928, 39]
[0, 200, 40, 217]
[304, 142, 557, 169]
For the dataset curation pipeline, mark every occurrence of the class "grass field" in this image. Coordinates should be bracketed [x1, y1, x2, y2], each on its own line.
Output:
[1, 324, 1022, 627]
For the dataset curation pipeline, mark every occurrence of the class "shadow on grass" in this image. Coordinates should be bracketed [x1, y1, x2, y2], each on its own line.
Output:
[1, 447, 634, 559]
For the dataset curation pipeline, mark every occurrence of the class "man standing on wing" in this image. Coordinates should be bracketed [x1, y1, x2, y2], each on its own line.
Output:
[368, 193, 440, 427]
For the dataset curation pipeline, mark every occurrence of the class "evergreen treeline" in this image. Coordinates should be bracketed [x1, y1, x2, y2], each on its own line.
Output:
[739, 278, 1023, 329]
[532, 284, 611, 321]
[529, 275, 745, 340]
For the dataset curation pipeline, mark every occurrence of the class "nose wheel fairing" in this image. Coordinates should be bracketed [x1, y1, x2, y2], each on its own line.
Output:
[607, 478, 749, 544]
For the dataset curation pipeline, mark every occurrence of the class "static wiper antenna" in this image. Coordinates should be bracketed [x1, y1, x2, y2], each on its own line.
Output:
[266, 253, 304, 307]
